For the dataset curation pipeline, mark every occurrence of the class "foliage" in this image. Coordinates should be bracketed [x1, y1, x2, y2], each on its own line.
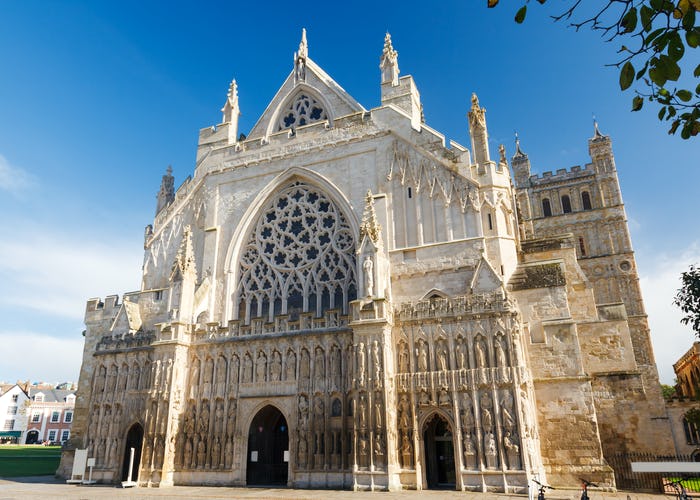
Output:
[488, 0, 700, 139]
[675, 264, 700, 335]
[661, 383, 677, 399]
[685, 406, 700, 425]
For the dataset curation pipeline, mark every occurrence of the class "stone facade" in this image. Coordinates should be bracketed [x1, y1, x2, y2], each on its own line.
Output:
[59, 31, 673, 492]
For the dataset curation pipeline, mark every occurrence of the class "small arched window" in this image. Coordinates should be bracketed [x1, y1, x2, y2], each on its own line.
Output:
[684, 417, 700, 445]
[542, 198, 552, 217]
[582, 191, 592, 210]
[561, 195, 572, 213]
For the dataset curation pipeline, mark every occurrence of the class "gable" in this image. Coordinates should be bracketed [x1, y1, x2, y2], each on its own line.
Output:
[247, 57, 365, 139]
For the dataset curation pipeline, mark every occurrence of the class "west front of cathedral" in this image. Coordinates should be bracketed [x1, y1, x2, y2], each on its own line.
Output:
[59, 31, 674, 493]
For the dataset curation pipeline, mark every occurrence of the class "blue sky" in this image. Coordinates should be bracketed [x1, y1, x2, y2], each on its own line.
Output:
[0, 1, 697, 385]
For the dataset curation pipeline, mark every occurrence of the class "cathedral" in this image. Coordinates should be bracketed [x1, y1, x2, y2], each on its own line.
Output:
[59, 31, 674, 493]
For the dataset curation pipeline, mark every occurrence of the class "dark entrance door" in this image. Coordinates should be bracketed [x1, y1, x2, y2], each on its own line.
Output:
[25, 430, 39, 444]
[121, 423, 144, 482]
[246, 405, 288, 486]
[423, 414, 456, 489]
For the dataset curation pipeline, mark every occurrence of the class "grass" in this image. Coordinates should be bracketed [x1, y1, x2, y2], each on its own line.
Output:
[0, 445, 62, 477]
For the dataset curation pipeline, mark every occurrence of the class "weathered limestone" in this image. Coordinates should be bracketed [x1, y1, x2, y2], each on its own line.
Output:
[59, 31, 673, 493]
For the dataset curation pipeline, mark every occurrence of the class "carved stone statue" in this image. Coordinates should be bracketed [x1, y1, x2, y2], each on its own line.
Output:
[357, 342, 366, 386]
[485, 431, 498, 469]
[417, 340, 428, 372]
[372, 341, 381, 381]
[363, 255, 374, 297]
[270, 351, 281, 381]
[437, 341, 448, 371]
[256, 352, 267, 382]
[475, 337, 487, 368]
[398, 394, 410, 430]
[398, 343, 409, 372]
[286, 350, 296, 380]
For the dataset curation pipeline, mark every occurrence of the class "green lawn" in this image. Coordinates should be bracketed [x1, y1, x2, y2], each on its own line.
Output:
[0, 445, 62, 477]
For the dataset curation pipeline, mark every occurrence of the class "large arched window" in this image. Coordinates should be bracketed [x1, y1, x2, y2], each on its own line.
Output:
[236, 182, 356, 323]
[542, 198, 552, 217]
[561, 195, 572, 213]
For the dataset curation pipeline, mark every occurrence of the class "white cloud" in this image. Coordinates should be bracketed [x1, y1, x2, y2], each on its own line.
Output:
[639, 241, 700, 385]
[0, 223, 143, 320]
[0, 331, 83, 384]
[0, 154, 34, 194]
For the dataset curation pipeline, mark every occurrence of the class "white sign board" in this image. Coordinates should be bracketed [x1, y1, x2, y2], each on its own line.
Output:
[283, 450, 289, 462]
[251, 451, 258, 462]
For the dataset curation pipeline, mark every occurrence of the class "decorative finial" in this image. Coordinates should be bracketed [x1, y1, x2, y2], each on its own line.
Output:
[221, 78, 239, 123]
[294, 28, 308, 82]
[360, 190, 382, 244]
[166, 165, 173, 176]
[379, 32, 399, 86]
[468, 93, 486, 129]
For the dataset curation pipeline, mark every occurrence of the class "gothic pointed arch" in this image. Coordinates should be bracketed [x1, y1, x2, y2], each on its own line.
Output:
[225, 169, 359, 324]
[266, 84, 334, 137]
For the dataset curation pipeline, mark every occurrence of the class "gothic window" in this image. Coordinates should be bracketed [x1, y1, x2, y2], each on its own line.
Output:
[579, 237, 587, 257]
[236, 182, 357, 323]
[277, 93, 327, 131]
[581, 191, 592, 210]
[561, 195, 572, 213]
[684, 417, 700, 445]
[542, 198, 552, 217]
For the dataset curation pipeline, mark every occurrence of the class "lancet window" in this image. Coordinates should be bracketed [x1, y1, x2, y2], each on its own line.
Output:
[277, 92, 328, 131]
[235, 182, 356, 323]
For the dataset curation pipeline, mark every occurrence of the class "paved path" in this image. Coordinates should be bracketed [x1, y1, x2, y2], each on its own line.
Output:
[0, 476, 675, 500]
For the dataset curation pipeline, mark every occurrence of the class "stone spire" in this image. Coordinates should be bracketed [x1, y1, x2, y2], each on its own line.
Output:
[379, 32, 399, 86]
[467, 93, 490, 166]
[221, 79, 240, 144]
[156, 165, 175, 215]
[360, 190, 382, 245]
[294, 28, 308, 82]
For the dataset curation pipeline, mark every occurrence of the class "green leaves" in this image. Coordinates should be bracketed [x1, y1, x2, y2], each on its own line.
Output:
[632, 95, 645, 110]
[620, 61, 635, 90]
[499, 0, 699, 139]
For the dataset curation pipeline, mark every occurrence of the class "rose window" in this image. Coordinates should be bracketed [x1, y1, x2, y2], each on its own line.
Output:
[277, 93, 327, 131]
[236, 182, 356, 322]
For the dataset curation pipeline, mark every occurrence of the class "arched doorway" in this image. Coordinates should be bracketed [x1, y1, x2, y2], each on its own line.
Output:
[121, 423, 144, 482]
[423, 414, 456, 489]
[25, 430, 39, 445]
[246, 405, 288, 486]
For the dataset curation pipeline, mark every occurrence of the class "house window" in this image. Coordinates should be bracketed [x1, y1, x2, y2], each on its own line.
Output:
[3, 419, 15, 430]
[11, 395, 18, 403]
[579, 237, 587, 257]
[64, 411, 73, 423]
[50, 411, 60, 423]
[48, 430, 57, 442]
[154, 290, 163, 301]
[561, 195, 572, 213]
[7, 406, 17, 415]
[60, 430, 70, 443]
[34, 394, 44, 402]
[542, 198, 552, 217]
[582, 191, 592, 210]
[31, 412, 41, 423]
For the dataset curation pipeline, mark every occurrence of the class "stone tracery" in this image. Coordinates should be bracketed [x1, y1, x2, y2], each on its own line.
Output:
[235, 182, 356, 323]
[277, 92, 328, 131]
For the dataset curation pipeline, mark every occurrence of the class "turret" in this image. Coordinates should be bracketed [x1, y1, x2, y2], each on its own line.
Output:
[155, 166, 175, 215]
[468, 93, 490, 166]
[588, 120, 615, 173]
[379, 33, 422, 129]
[511, 134, 531, 188]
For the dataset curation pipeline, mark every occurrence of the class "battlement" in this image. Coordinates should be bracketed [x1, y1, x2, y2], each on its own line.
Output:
[528, 163, 595, 186]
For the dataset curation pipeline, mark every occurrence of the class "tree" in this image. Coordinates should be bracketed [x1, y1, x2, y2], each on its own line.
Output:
[661, 383, 677, 399]
[675, 264, 700, 335]
[488, 0, 700, 139]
